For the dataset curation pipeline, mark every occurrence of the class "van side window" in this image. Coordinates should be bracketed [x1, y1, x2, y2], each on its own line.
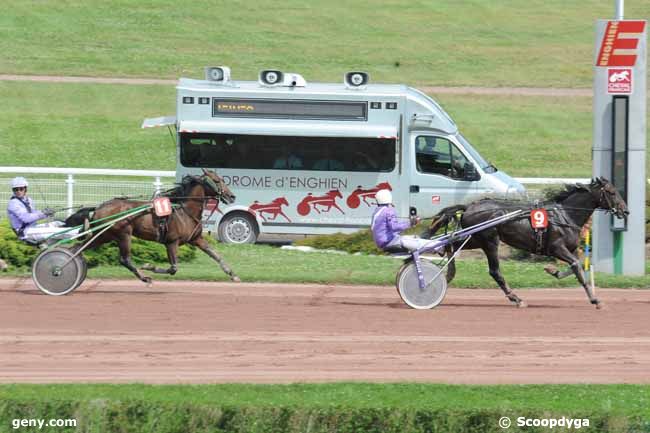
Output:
[180, 133, 396, 172]
[415, 136, 469, 179]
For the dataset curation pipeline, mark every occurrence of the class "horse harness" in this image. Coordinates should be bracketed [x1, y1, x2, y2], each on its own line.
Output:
[531, 200, 551, 255]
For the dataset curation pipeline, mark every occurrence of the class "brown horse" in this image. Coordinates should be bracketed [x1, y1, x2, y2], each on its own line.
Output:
[65, 169, 239, 284]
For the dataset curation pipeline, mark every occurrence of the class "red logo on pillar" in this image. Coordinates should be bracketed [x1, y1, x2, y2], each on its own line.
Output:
[596, 21, 646, 67]
[607, 68, 633, 94]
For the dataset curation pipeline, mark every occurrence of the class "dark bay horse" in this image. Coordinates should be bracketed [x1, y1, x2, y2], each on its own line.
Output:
[65, 169, 239, 284]
[427, 177, 628, 308]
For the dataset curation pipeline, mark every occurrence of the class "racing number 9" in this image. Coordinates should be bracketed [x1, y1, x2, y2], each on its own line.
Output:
[530, 209, 548, 229]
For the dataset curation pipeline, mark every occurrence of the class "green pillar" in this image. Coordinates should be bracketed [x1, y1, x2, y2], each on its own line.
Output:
[613, 231, 623, 274]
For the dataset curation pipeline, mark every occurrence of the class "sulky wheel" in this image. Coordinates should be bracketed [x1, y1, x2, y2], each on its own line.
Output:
[72, 253, 88, 290]
[32, 248, 84, 296]
[396, 261, 448, 309]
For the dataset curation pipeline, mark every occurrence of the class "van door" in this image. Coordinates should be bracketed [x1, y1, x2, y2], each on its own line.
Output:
[409, 135, 479, 218]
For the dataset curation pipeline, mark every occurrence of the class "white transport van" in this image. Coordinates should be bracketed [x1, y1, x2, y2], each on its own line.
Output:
[143, 67, 525, 243]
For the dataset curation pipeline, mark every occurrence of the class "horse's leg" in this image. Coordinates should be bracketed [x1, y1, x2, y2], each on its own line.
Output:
[192, 236, 240, 282]
[444, 245, 457, 283]
[141, 241, 179, 275]
[543, 264, 574, 279]
[552, 246, 601, 308]
[117, 234, 152, 284]
[483, 240, 527, 308]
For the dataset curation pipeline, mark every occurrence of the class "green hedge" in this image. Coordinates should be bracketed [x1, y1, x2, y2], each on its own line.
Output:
[0, 220, 196, 269]
[0, 399, 646, 433]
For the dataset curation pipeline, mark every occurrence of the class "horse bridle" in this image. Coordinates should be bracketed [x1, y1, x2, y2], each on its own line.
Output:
[200, 175, 225, 200]
[594, 183, 620, 214]
[175, 175, 226, 241]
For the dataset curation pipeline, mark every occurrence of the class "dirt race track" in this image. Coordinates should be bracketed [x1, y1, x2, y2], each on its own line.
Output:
[1, 278, 649, 384]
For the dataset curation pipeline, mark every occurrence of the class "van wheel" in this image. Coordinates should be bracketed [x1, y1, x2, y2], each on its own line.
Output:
[218, 212, 259, 244]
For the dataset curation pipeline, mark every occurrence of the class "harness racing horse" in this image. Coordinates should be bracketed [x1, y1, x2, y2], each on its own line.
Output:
[65, 169, 240, 284]
[427, 177, 628, 308]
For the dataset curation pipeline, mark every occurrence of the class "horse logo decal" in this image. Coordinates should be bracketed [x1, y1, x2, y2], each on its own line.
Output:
[609, 70, 630, 82]
[297, 190, 345, 216]
[248, 197, 291, 222]
[346, 182, 392, 208]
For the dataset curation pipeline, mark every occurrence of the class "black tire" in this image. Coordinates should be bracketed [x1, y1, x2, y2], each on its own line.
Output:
[218, 212, 259, 244]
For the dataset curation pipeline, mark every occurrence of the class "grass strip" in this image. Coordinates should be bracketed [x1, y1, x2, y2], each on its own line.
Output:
[1, 384, 649, 433]
[1, 0, 648, 88]
[2, 243, 649, 288]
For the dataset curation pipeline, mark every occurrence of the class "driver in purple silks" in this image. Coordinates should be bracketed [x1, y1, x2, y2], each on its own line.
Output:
[6, 177, 77, 245]
[371, 189, 441, 253]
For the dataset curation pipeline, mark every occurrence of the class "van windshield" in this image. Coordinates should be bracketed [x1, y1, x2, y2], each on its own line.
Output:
[456, 134, 496, 173]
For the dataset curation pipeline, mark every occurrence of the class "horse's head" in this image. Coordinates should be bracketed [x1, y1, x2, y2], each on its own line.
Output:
[590, 177, 628, 219]
[277, 197, 289, 207]
[377, 182, 392, 191]
[330, 189, 342, 199]
[201, 168, 236, 205]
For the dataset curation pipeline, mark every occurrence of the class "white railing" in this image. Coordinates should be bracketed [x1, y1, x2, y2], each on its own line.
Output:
[0, 167, 176, 218]
[515, 177, 590, 184]
[1, 166, 635, 219]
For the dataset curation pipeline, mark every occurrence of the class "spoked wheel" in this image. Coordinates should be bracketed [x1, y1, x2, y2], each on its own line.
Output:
[32, 248, 86, 296]
[73, 253, 88, 290]
[396, 261, 448, 309]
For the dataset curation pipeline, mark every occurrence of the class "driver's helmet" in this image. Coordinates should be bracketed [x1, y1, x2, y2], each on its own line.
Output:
[375, 189, 392, 205]
[11, 177, 28, 189]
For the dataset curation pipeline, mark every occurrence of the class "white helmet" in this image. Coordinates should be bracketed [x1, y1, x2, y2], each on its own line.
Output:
[375, 189, 392, 205]
[11, 177, 28, 189]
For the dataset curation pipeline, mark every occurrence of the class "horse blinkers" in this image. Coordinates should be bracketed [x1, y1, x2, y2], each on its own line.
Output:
[201, 175, 235, 204]
[594, 179, 628, 218]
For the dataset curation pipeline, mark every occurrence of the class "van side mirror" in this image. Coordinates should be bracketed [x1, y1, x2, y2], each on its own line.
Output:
[463, 162, 481, 181]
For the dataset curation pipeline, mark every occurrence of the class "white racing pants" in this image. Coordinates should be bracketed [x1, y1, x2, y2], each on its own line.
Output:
[385, 235, 443, 253]
[21, 221, 80, 245]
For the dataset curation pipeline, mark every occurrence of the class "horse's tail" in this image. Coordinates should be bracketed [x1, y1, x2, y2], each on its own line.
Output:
[427, 204, 466, 284]
[64, 207, 95, 227]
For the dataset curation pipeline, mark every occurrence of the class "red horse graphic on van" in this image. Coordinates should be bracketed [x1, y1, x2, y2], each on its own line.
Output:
[297, 190, 345, 216]
[248, 197, 291, 222]
[346, 182, 392, 209]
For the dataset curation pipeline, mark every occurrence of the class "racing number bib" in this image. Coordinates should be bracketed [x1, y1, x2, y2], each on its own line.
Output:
[153, 197, 172, 217]
[530, 208, 548, 229]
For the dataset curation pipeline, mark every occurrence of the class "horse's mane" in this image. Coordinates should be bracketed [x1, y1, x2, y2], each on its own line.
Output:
[548, 182, 592, 203]
[469, 181, 592, 207]
[161, 175, 202, 199]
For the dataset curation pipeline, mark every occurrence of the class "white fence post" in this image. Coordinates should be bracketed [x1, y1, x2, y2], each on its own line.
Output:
[154, 176, 162, 195]
[66, 174, 75, 216]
